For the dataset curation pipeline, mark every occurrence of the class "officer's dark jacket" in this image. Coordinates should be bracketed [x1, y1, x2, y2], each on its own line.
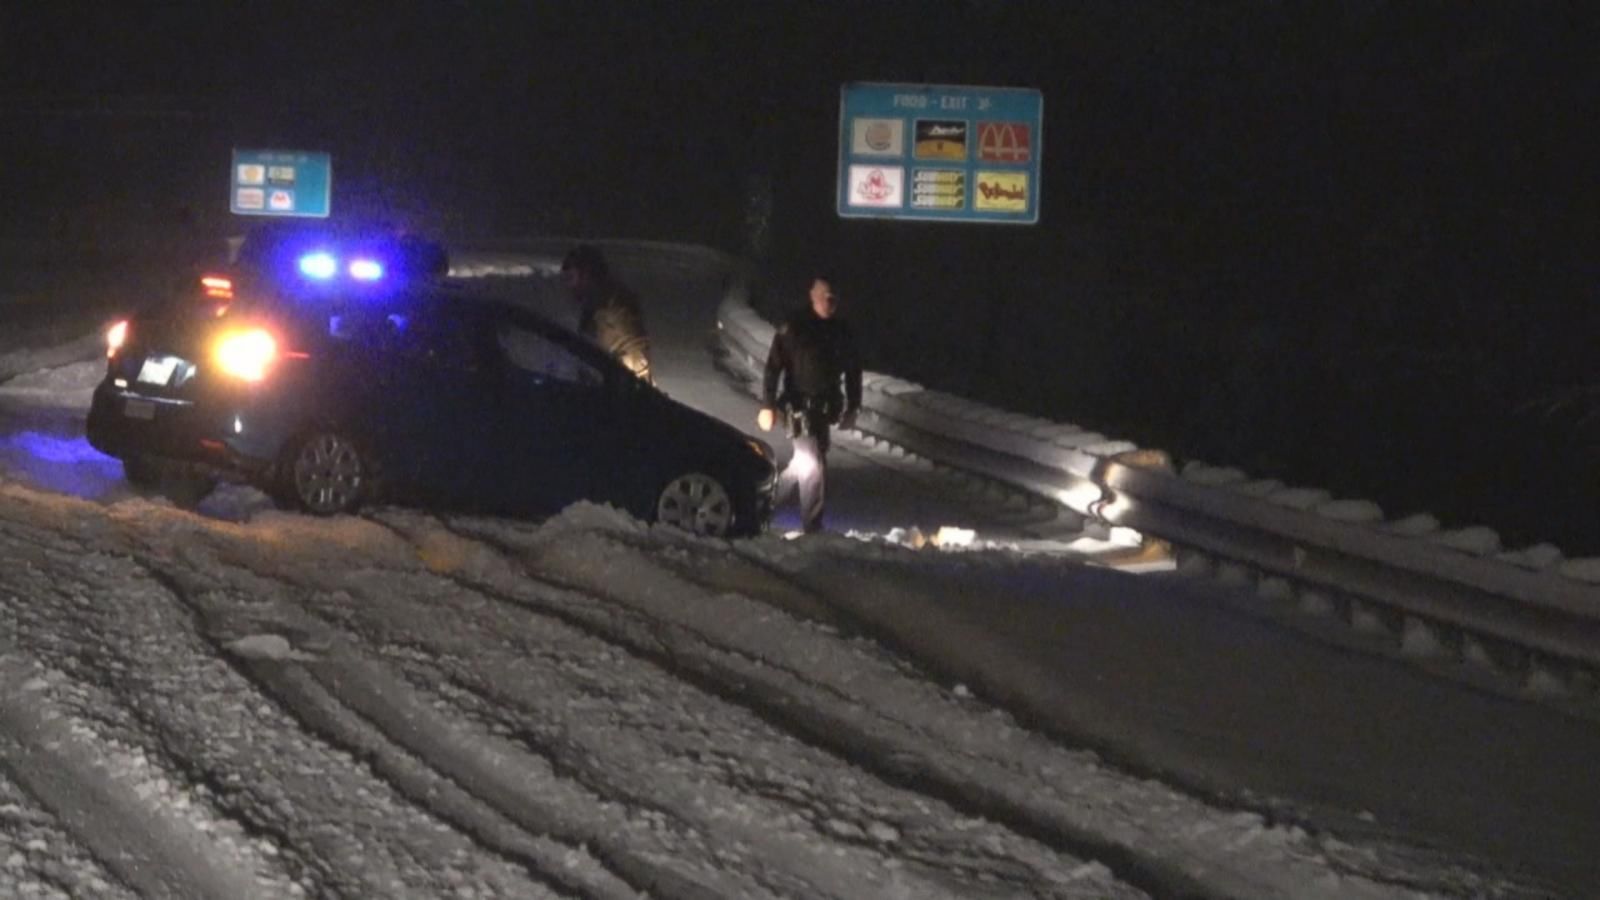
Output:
[762, 307, 863, 415]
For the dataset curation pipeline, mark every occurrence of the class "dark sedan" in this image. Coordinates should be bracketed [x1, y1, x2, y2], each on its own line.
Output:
[86, 278, 776, 537]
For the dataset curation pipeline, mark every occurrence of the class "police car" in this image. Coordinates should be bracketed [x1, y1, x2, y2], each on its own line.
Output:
[86, 230, 777, 537]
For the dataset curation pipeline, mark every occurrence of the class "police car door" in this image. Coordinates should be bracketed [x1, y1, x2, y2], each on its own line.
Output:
[489, 317, 612, 514]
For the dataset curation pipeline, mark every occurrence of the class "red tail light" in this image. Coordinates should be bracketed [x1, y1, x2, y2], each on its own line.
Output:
[200, 275, 234, 300]
[106, 320, 129, 358]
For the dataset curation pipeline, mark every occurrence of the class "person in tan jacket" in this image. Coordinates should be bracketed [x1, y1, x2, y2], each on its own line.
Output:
[560, 245, 652, 383]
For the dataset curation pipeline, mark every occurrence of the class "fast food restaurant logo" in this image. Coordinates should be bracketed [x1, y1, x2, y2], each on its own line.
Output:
[858, 169, 892, 201]
[914, 120, 967, 161]
[847, 165, 904, 207]
[974, 171, 1028, 211]
[850, 117, 905, 156]
[977, 121, 1032, 163]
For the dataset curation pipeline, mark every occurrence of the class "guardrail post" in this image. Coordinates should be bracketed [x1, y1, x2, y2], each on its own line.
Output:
[1400, 616, 1450, 658]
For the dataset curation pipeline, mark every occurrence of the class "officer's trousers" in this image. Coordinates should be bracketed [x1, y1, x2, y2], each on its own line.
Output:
[792, 431, 829, 533]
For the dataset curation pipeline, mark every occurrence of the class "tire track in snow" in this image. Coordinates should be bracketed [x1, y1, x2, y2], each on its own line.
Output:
[0, 485, 713, 898]
[134, 561, 754, 900]
[155, 538, 1038, 898]
[0, 653, 283, 900]
[385, 513, 1216, 900]
[0, 487, 598, 899]
[299, 563, 1126, 899]
[415, 511, 1501, 900]
[0, 735, 136, 899]
[74, 493, 1141, 898]
[218, 648, 633, 900]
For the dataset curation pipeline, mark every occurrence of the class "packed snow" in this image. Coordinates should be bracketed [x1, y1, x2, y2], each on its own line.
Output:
[0, 242, 1590, 897]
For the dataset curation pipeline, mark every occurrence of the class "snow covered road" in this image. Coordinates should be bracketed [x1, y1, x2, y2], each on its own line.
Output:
[1, 475, 1526, 898]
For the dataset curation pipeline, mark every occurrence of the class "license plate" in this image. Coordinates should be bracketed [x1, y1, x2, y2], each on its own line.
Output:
[123, 398, 156, 420]
[137, 356, 179, 386]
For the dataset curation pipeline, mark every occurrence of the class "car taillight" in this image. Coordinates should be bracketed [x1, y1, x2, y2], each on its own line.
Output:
[200, 275, 234, 300]
[106, 320, 129, 358]
[213, 328, 278, 381]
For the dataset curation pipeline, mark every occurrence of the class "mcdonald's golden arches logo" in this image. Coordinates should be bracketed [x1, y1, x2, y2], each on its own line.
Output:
[977, 121, 1032, 163]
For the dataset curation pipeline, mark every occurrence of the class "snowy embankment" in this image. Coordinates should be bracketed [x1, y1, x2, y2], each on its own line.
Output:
[0, 477, 1527, 898]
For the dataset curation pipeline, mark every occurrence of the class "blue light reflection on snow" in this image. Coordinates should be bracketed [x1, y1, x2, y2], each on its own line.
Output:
[0, 431, 126, 499]
[9, 431, 106, 464]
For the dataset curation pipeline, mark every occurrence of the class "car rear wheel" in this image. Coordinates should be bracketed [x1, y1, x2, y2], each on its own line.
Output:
[122, 455, 159, 488]
[280, 430, 369, 516]
[655, 472, 735, 537]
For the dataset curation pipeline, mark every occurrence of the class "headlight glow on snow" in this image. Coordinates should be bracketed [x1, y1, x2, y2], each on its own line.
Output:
[213, 328, 278, 381]
[297, 252, 339, 280]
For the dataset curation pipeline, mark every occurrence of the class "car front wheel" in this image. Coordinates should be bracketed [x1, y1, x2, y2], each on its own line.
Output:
[279, 430, 369, 516]
[655, 472, 735, 537]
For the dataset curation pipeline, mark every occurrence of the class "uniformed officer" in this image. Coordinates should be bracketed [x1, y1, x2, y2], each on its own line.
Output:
[758, 275, 863, 534]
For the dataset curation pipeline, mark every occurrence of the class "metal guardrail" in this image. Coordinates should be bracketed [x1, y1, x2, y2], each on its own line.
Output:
[711, 271, 1600, 692]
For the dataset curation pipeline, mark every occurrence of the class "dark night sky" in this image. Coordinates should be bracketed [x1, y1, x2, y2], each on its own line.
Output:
[6, 2, 1595, 240]
[5, 1, 1600, 545]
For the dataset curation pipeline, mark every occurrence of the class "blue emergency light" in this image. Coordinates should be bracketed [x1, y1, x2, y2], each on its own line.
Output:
[348, 259, 384, 281]
[297, 252, 339, 280]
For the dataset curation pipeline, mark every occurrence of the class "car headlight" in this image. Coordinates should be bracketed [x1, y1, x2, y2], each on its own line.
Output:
[746, 437, 774, 463]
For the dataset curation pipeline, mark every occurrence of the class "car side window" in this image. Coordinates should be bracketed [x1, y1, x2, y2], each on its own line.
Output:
[496, 324, 603, 388]
[328, 305, 482, 372]
[395, 310, 484, 372]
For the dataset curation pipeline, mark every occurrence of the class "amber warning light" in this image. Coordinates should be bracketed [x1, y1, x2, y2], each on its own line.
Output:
[213, 328, 278, 381]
